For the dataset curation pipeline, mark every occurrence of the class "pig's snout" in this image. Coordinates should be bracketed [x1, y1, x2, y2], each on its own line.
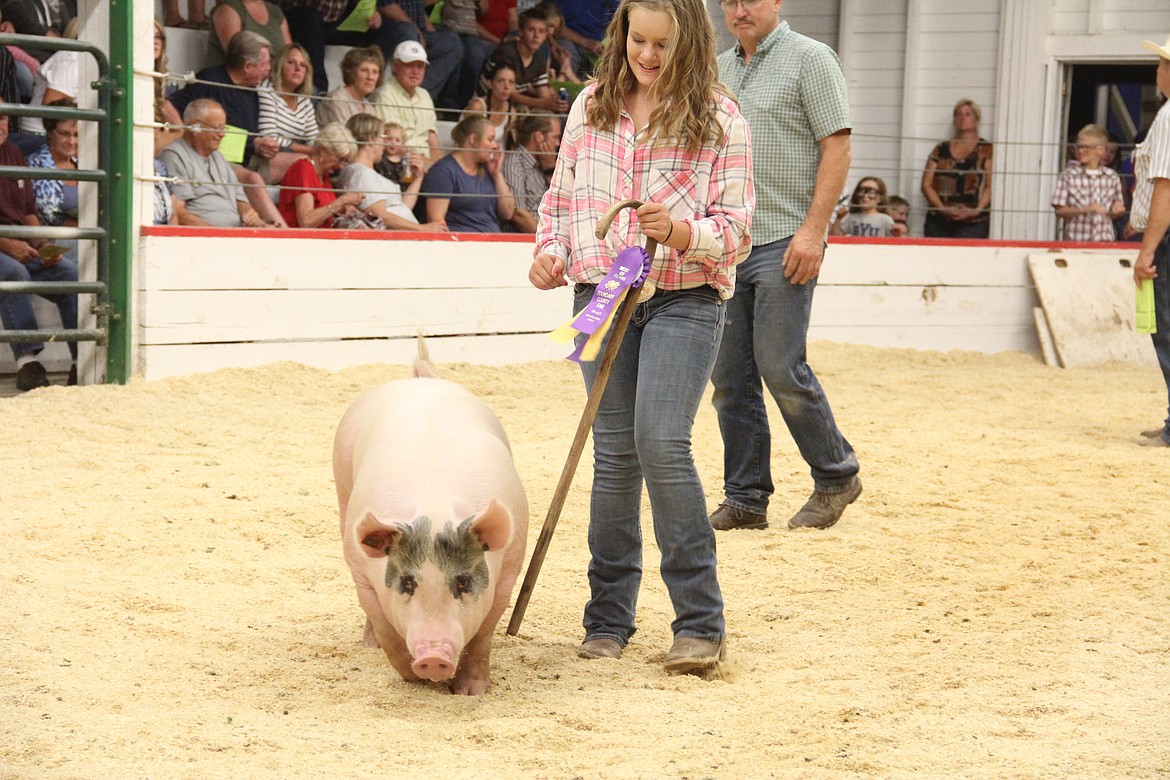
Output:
[411, 642, 457, 681]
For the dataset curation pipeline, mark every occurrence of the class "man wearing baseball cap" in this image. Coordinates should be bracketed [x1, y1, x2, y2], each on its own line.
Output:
[379, 0, 464, 111]
[373, 40, 442, 164]
[1132, 33, 1170, 447]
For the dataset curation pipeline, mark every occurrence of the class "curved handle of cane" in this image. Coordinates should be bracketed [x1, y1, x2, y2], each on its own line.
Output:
[595, 198, 659, 261]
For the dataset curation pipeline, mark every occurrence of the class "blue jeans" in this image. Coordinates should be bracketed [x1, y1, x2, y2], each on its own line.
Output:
[0, 251, 79, 360]
[459, 34, 495, 107]
[710, 237, 858, 513]
[1151, 231, 1170, 442]
[574, 283, 726, 646]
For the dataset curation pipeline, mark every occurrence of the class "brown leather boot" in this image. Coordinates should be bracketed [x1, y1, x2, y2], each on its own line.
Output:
[663, 636, 725, 675]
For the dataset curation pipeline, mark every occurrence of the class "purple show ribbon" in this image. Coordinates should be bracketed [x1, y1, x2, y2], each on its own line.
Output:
[565, 246, 652, 362]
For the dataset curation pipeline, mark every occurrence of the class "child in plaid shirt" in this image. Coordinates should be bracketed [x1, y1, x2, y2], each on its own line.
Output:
[1052, 123, 1126, 242]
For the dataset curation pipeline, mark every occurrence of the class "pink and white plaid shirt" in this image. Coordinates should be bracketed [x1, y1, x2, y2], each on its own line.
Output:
[536, 84, 754, 299]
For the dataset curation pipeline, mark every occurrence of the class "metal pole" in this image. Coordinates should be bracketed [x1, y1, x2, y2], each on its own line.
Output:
[104, 0, 135, 383]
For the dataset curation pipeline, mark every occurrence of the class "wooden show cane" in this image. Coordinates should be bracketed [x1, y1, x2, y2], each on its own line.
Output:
[507, 199, 657, 635]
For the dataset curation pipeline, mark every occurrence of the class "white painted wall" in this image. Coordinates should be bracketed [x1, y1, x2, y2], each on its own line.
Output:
[124, 231, 1147, 380]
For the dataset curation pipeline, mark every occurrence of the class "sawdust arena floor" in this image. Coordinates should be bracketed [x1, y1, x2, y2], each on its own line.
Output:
[1, 342, 1167, 778]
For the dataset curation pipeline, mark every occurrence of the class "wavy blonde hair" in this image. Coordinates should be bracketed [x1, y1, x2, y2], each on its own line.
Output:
[586, 0, 725, 153]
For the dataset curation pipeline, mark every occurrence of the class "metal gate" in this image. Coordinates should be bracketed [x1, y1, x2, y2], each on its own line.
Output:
[0, 32, 126, 384]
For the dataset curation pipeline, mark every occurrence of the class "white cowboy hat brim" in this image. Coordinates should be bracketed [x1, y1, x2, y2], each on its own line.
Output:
[1141, 36, 1170, 60]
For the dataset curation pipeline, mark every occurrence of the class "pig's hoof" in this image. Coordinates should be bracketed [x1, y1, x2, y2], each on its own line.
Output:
[451, 674, 490, 696]
[360, 619, 380, 649]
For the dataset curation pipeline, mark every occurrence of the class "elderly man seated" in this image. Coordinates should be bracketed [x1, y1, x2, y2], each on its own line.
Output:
[373, 41, 442, 163]
[164, 31, 288, 226]
[0, 104, 78, 391]
[158, 99, 269, 228]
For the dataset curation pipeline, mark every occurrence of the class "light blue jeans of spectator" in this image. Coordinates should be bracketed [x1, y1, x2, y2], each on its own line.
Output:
[573, 283, 726, 647]
[710, 237, 858, 513]
[0, 250, 79, 360]
[1150, 231, 1170, 443]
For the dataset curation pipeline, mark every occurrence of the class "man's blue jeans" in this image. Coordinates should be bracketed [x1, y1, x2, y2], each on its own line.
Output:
[0, 251, 78, 360]
[1150, 231, 1170, 443]
[710, 237, 858, 513]
[573, 283, 726, 647]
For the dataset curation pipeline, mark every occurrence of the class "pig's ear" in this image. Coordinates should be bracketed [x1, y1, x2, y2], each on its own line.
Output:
[357, 512, 401, 558]
[468, 499, 512, 552]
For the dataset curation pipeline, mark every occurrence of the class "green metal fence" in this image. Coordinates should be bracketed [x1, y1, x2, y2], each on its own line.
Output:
[0, 29, 131, 383]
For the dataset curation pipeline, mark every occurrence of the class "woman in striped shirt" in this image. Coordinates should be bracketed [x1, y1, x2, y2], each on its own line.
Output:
[255, 42, 318, 183]
[529, 0, 753, 676]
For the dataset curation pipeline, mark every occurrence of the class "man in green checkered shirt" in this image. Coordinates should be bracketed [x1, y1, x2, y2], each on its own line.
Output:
[708, 0, 862, 532]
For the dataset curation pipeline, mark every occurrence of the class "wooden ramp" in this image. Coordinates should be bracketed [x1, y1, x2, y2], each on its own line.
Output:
[1027, 252, 1157, 368]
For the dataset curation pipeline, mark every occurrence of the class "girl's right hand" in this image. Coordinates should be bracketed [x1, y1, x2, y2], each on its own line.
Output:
[530, 253, 567, 289]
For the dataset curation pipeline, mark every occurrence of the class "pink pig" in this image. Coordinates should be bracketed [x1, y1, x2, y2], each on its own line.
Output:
[332, 358, 528, 695]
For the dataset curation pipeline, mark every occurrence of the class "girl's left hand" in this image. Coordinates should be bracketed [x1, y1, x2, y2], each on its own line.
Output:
[636, 202, 673, 244]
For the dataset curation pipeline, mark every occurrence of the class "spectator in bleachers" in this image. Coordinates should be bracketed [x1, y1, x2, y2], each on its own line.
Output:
[830, 177, 895, 238]
[19, 16, 80, 153]
[159, 98, 273, 227]
[165, 30, 289, 223]
[154, 159, 176, 225]
[372, 40, 441, 163]
[278, 0, 399, 96]
[209, 0, 291, 63]
[153, 20, 182, 154]
[421, 113, 515, 232]
[440, 0, 496, 110]
[501, 111, 558, 232]
[535, 1, 580, 83]
[379, 0, 464, 111]
[339, 112, 445, 231]
[476, 7, 565, 114]
[256, 42, 317, 180]
[0, 101, 78, 391]
[164, 0, 209, 29]
[374, 120, 425, 184]
[0, 8, 37, 102]
[464, 62, 517, 146]
[554, 0, 616, 78]
[0, 0, 73, 42]
[921, 97, 992, 239]
[478, 0, 517, 45]
[26, 98, 77, 229]
[278, 121, 366, 228]
[1052, 123, 1125, 243]
[316, 45, 381, 126]
[887, 194, 910, 237]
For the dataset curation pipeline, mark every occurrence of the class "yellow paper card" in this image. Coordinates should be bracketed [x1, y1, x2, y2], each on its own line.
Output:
[218, 124, 248, 164]
[336, 0, 377, 32]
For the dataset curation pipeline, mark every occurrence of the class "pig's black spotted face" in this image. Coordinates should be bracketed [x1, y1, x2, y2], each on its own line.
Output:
[383, 516, 491, 601]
